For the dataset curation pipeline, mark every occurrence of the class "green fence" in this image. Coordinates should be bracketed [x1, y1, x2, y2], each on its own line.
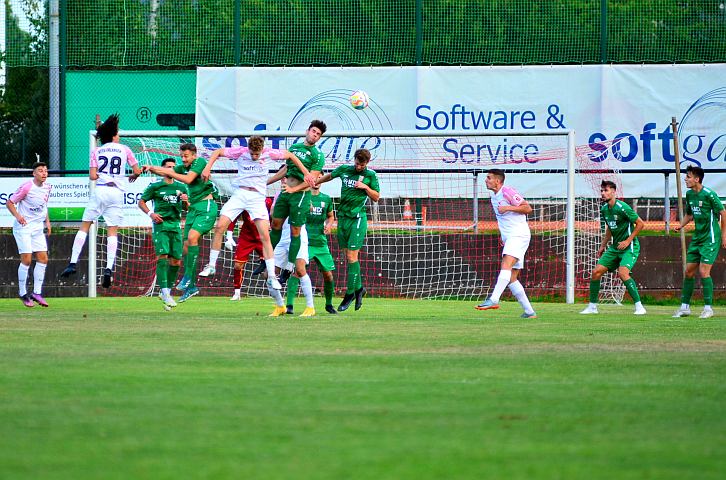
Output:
[4, 0, 726, 67]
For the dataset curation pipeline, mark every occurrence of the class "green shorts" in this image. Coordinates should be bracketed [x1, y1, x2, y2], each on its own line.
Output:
[309, 244, 336, 272]
[184, 199, 218, 238]
[686, 240, 720, 265]
[272, 190, 311, 227]
[152, 227, 183, 259]
[337, 215, 368, 250]
[598, 244, 640, 272]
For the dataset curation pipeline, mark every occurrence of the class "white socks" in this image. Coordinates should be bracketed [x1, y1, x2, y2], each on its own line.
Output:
[18, 263, 30, 296]
[265, 258, 276, 277]
[300, 274, 315, 308]
[33, 262, 46, 295]
[490, 270, 512, 303]
[70, 230, 88, 263]
[508, 280, 534, 315]
[268, 283, 284, 306]
[208, 249, 220, 268]
[106, 236, 118, 270]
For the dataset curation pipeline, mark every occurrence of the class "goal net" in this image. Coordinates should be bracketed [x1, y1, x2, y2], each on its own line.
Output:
[89, 130, 624, 304]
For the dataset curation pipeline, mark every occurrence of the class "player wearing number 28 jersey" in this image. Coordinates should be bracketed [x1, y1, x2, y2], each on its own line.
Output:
[59, 114, 143, 288]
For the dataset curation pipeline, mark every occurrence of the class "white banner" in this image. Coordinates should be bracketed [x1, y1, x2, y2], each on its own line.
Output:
[196, 65, 726, 198]
[0, 177, 155, 228]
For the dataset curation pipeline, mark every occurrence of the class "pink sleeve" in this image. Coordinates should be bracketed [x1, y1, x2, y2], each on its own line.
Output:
[9, 181, 32, 204]
[89, 149, 98, 168]
[265, 148, 286, 161]
[223, 146, 248, 159]
[125, 145, 138, 166]
[501, 186, 524, 206]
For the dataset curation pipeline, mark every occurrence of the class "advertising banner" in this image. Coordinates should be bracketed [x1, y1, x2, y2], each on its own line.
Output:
[196, 65, 726, 198]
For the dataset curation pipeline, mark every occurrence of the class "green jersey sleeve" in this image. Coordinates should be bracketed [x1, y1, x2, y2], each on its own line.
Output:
[330, 165, 345, 179]
[621, 202, 639, 223]
[709, 190, 725, 213]
[310, 149, 325, 172]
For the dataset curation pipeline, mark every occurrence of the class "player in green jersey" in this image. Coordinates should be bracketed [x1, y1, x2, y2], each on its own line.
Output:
[138, 158, 189, 311]
[316, 148, 380, 312]
[286, 183, 338, 315]
[144, 143, 218, 302]
[580, 180, 646, 315]
[269, 120, 326, 270]
[672, 166, 726, 319]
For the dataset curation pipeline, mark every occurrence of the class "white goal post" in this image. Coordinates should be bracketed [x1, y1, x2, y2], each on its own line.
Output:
[88, 129, 585, 303]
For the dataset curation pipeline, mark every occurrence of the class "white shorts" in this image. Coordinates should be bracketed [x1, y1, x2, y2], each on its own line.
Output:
[13, 222, 47, 254]
[502, 236, 530, 270]
[220, 188, 269, 222]
[82, 185, 124, 226]
[274, 227, 309, 270]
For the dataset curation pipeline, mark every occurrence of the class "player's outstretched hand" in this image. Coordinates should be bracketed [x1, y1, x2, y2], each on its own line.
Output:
[149, 212, 163, 224]
[617, 240, 630, 250]
[671, 224, 682, 232]
[304, 173, 317, 188]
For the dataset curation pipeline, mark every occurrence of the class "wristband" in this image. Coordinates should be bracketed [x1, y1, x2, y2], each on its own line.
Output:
[147, 211, 155, 217]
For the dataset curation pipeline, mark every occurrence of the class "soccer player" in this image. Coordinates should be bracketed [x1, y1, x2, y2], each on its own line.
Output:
[226, 198, 273, 301]
[144, 143, 217, 302]
[270, 219, 316, 317]
[269, 120, 326, 271]
[138, 158, 189, 311]
[580, 180, 647, 315]
[475, 169, 537, 318]
[315, 148, 380, 312]
[294, 182, 337, 314]
[671, 166, 726, 319]
[60, 114, 142, 287]
[6, 161, 52, 307]
[197, 135, 309, 290]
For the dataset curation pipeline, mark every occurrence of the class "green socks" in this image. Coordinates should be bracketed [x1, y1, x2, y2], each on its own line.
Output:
[156, 258, 169, 289]
[346, 262, 361, 294]
[185, 245, 200, 287]
[167, 263, 180, 288]
[623, 278, 641, 304]
[702, 277, 714, 306]
[681, 277, 695, 305]
[288, 235, 301, 265]
[589, 279, 601, 304]
[324, 278, 335, 306]
[286, 276, 300, 307]
[270, 228, 282, 248]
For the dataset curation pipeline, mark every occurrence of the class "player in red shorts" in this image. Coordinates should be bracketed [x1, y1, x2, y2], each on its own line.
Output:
[228, 197, 274, 301]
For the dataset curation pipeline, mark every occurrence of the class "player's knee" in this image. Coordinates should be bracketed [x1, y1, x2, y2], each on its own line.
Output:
[234, 261, 245, 271]
[323, 271, 334, 282]
[617, 268, 631, 281]
[169, 258, 181, 266]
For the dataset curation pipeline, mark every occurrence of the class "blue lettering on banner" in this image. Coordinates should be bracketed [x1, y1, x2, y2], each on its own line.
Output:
[442, 138, 539, 164]
[416, 104, 538, 131]
[124, 192, 143, 205]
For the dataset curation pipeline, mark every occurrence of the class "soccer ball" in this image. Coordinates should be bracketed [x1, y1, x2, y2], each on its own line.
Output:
[349, 90, 369, 110]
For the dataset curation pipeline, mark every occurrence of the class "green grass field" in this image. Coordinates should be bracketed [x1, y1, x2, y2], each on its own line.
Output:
[1, 298, 725, 479]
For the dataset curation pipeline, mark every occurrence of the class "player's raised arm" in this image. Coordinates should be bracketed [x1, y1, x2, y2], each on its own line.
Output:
[316, 173, 333, 186]
[267, 166, 287, 185]
[202, 148, 225, 182]
[281, 150, 315, 185]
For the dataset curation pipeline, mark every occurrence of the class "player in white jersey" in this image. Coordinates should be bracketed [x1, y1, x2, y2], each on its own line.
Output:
[475, 169, 537, 318]
[59, 114, 143, 288]
[269, 219, 316, 317]
[6, 162, 52, 307]
[197, 136, 308, 291]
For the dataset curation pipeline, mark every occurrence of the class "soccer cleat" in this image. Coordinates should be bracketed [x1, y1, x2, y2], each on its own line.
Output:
[163, 294, 177, 308]
[268, 306, 287, 317]
[102, 268, 113, 288]
[230, 292, 241, 301]
[198, 265, 216, 277]
[163, 303, 172, 312]
[354, 287, 366, 311]
[699, 309, 714, 319]
[325, 304, 338, 315]
[178, 286, 199, 303]
[299, 307, 316, 317]
[176, 275, 190, 291]
[338, 293, 355, 312]
[251, 259, 266, 276]
[279, 269, 292, 285]
[520, 312, 537, 319]
[475, 298, 500, 311]
[286, 305, 294, 315]
[59, 263, 77, 278]
[579, 305, 599, 315]
[634, 305, 647, 315]
[20, 294, 35, 308]
[672, 307, 691, 318]
[30, 293, 49, 307]
[266, 277, 282, 290]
